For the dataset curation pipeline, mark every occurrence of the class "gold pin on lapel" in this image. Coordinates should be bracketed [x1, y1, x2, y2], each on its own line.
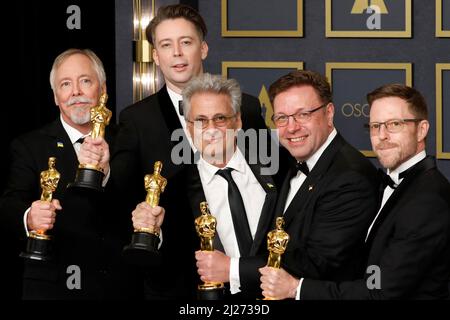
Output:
[267, 183, 275, 189]
[308, 185, 314, 191]
[57, 142, 64, 148]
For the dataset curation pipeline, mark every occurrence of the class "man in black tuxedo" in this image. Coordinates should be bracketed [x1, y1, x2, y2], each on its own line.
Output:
[260, 84, 450, 300]
[0, 49, 139, 299]
[168, 73, 276, 299]
[110, 5, 271, 299]
[257, 70, 379, 299]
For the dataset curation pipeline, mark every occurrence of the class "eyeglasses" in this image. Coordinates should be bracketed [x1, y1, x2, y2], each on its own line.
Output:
[271, 103, 328, 127]
[365, 118, 423, 134]
[186, 114, 237, 129]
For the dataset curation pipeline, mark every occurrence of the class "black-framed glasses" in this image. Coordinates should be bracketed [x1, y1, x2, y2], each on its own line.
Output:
[271, 103, 328, 127]
[186, 114, 237, 129]
[365, 118, 423, 134]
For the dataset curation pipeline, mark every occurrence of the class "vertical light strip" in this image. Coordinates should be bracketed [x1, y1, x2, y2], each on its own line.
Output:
[133, 0, 156, 102]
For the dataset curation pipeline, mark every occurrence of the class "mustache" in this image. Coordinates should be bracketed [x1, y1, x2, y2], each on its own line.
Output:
[375, 142, 398, 150]
[67, 96, 94, 106]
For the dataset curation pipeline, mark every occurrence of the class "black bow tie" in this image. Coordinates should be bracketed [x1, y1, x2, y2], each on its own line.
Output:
[379, 166, 413, 190]
[178, 100, 184, 116]
[379, 169, 397, 189]
[75, 137, 85, 144]
[295, 161, 309, 176]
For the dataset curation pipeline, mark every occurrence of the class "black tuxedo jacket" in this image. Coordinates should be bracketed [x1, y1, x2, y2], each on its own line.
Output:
[111, 86, 269, 299]
[186, 158, 278, 298]
[0, 118, 140, 299]
[277, 133, 380, 282]
[302, 156, 450, 299]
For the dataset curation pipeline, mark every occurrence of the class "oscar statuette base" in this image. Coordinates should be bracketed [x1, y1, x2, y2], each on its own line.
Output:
[197, 282, 225, 300]
[68, 167, 104, 192]
[122, 232, 162, 267]
[19, 233, 52, 261]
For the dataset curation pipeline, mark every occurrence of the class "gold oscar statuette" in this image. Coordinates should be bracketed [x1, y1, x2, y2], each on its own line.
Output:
[20, 157, 60, 260]
[137, 161, 167, 235]
[264, 216, 290, 300]
[69, 92, 112, 191]
[122, 161, 167, 266]
[89, 93, 111, 142]
[195, 202, 225, 300]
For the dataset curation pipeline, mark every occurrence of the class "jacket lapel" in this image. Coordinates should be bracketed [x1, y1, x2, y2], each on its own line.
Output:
[186, 163, 207, 217]
[185, 163, 225, 252]
[274, 167, 293, 220]
[247, 162, 278, 255]
[158, 86, 182, 133]
[41, 119, 78, 193]
[365, 156, 436, 248]
[157, 86, 196, 168]
[281, 134, 345, 228]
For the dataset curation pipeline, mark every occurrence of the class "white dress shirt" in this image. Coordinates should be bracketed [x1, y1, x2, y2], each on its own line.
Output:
[197, 148, 266, 294]
[167, 87, 197, 153]
[167, 87, 186, 129]
[60, 115, 89, 151]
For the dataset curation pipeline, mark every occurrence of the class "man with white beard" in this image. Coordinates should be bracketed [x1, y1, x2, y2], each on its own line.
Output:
[0, 49, 140, 299]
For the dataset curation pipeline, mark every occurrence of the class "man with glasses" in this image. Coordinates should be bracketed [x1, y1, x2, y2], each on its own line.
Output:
[180, 73, 277, 299]
[256, 70, 379, 299]
[107, 5, 271, 299]
[260, 83, 450, 299]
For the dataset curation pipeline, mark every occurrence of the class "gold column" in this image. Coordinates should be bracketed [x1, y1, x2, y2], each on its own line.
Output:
[133, 0, 159, 102]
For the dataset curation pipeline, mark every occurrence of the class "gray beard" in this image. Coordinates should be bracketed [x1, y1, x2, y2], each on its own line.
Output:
[70, 106, 91, 125]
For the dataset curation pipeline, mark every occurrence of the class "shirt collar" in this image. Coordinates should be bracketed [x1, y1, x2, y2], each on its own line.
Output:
[166, 87, 183, 116]
[304, 128, 337, 171]
[197, 148, 246, 185]
[60, 115, 90, 144]
[388, 150, 426, 185]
